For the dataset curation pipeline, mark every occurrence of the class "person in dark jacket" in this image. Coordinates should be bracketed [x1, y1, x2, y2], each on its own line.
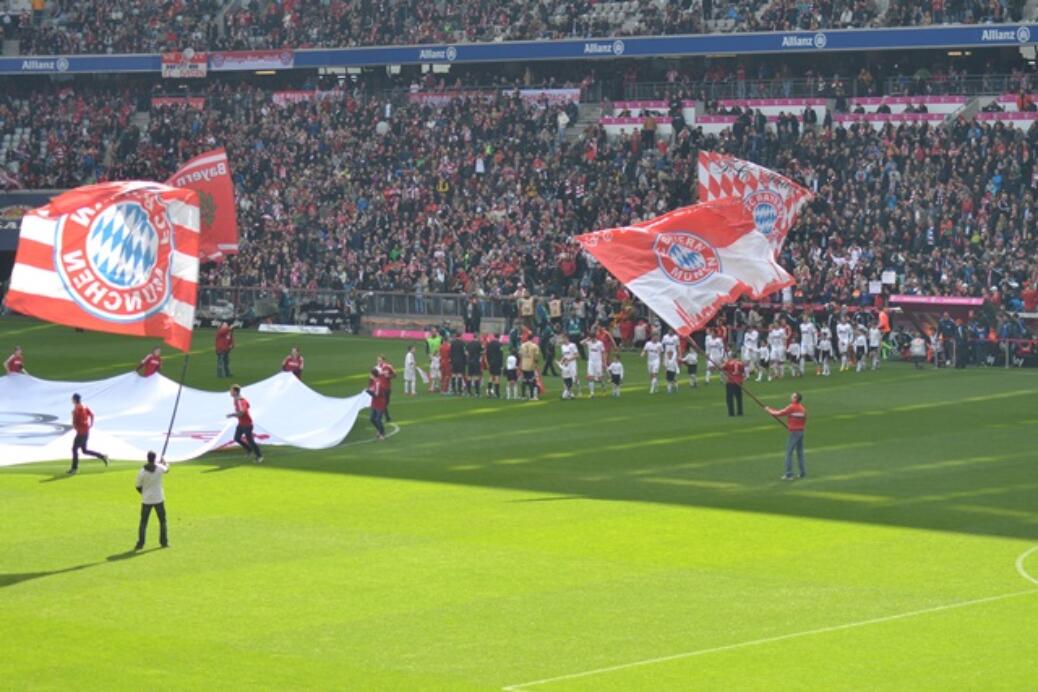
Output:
[485, 334, 503, 398]
[450, 334, 466, 395]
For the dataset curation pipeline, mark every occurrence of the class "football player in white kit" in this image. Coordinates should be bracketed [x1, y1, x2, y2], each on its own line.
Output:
[705, 329, 726, 384]
[836, 316, 853, 372]
[768, 322, 787, 380]
[505, 350, 519, 400]
[682, 340, 699, 388]
[742, 327, 759, 379]
[757, 332, 770, 382]
[403, 345, 418, 395]
[788, 341, 802, 377]
[664, 345, 680, 394]
[661, 329, 680, 362]
[817, 325, 833, 376]
[641, 334, 663, 393]
[868, 323, 883, 370]
[607, 353, 624, 397]
[799, 315, 817, 376]
[559, 334, 579, 399]
[853, 327, 868, 373]
[583, 332, 606, 398]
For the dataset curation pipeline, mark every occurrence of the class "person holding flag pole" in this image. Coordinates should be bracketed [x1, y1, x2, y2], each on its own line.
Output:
[3, 181, 205, 463]
[576, 185, 809, 427]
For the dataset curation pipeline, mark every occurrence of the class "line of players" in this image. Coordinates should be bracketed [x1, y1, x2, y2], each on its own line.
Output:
[676, 315, 886, 385]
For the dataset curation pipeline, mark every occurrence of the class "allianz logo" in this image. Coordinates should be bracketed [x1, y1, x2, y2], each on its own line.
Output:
[21, 57, 69, 71]
[583, 40, 626, 55]
[980, 26, 1030, 42]
[781, 33, 827, 48]
[417, 46, 457, 61]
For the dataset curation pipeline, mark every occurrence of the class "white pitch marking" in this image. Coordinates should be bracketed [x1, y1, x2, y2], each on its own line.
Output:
[502, 589, 1038, 690]
[340, 423, 400, 448]
[1016, 545, 1038, 586]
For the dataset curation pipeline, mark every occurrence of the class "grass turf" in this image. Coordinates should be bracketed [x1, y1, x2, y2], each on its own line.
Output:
[0, 315, 1036, 690]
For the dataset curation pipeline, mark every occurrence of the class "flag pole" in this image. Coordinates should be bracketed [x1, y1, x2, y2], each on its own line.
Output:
[160, 353, 191, 459]
[685, 336, 788, 430]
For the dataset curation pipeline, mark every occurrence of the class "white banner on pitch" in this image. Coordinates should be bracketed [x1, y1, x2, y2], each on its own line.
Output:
[0, 372, 370, 466]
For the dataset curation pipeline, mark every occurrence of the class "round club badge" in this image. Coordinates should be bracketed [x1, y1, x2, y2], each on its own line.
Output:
[653, 232, 721, 285]
[745, 189, 785, 237]
[55, 190, 175, 323]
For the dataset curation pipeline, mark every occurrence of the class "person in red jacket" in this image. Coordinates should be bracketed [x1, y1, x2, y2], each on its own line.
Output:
[68, 393, 109, 474]
[227, 385, 262, 463]
[215, 323, 234, 378]
[767, 392, 808, 480]
[721, 355, 746, 417]
[136, 347, 162, 377]
[367, 368, 389, 440]
[5, 345, 25, 374]
[282, 346, 304, 379]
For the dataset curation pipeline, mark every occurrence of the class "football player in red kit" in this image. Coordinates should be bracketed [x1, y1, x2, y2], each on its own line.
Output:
[367, 368, 390, 440]
[68, 393, 109, 474]
[5, 346, 25, 374]
[227, 385, 263, 463]
[136, 347, 162, 377]
[282, 346, 304, 379]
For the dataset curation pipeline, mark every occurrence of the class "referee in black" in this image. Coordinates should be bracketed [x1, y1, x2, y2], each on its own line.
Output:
[486, 334, 503, 398]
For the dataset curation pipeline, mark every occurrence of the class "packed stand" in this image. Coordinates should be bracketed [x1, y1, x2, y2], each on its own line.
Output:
[10, 0, 223, 55]
[0, 87, 137, 189]
[3, 0, 1028, 56]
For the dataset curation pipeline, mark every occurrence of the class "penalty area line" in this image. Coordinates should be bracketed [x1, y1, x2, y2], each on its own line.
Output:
[502, 588, 1038, 691]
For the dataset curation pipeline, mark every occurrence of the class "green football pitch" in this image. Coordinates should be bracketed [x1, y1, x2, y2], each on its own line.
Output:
[1, 316, 1036, 690]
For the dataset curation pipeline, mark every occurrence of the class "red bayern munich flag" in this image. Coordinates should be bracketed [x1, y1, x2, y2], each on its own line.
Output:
[577, 199, 793, 336]
[167, 148, 239, 261]
[697, 151, 812, 256]
[4, 181, 201, 351]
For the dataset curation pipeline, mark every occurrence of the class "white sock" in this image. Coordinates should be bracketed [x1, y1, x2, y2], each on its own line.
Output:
[589, 381, 595, 395]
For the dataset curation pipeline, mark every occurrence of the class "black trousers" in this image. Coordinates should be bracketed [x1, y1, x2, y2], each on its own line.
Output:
[138, 502, 168, 547]
[234, 425, 261, 458]
[726, 383, 744, 416]
[71, 433, 104, 469]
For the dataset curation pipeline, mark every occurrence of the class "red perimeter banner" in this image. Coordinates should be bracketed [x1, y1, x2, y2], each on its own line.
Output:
[166, 149, 238, 261]
[151, 96, 206, 110]
[209, 50, 294, 72]
[161, 51, 208, 79]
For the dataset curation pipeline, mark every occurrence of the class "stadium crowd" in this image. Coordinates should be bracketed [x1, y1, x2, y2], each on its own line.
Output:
[2, 74, 1038, 320]
[0, 0, 1027, 55]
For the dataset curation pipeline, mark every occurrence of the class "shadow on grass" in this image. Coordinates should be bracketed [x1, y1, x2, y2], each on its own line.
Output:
[186, 392, 1038, 543]
[0, 549, 157, 588]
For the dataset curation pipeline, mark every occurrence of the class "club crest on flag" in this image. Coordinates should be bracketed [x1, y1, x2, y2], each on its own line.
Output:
[745, 189, 783, 237]
[653, 232, 721, 285]
[55, 190, 174, 323]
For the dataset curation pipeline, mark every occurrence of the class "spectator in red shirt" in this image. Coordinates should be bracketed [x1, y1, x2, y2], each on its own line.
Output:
[282, 346, 304, 379]
[136, 347, 162, 377]
[721, 356, 746, 417]
[68, 393, 109, 474]
[767, 392, 808, 480]
[5, 346, 25, 374]
[1021, 284, 1038, 313]
[367, 368, 389, 440]
[227, 385, 262, 463]
[215, 323, 234, 378]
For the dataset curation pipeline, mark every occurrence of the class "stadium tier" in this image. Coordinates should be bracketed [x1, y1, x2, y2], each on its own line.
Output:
[0, 0, 1028, 55]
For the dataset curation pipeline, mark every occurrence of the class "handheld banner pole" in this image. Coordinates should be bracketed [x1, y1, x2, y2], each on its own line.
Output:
[160, 354, 191, 460]
[685, 336, 788, 430]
